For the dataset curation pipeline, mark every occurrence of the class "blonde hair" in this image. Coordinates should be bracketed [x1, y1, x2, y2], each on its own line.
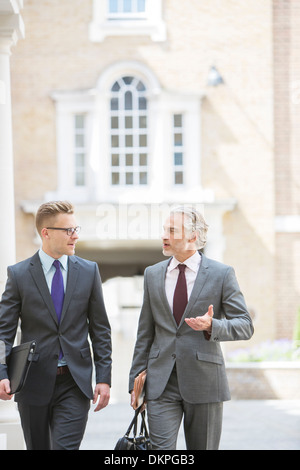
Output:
[36, 201, 74, 235]
[170, 206, 209, 249]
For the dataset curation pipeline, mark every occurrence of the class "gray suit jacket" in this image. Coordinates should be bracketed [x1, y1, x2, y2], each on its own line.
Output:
[0, 252, 112, 406]
[129, 254, 254, 404]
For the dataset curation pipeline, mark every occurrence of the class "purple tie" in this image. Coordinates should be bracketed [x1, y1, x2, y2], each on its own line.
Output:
[51, 260, 64, 360]
[173, 264, 188, 326]
[51, 260, 64, 324]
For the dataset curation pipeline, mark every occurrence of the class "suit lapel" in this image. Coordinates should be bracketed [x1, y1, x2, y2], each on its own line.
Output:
[29, 252, 58, 325]
[156, 259, 177, 320]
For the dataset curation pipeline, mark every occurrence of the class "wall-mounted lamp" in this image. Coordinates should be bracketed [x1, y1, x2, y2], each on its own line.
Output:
[207, 66, 224, 86]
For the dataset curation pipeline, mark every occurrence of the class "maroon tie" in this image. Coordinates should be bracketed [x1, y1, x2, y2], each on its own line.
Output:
[173, 264, 188, 325]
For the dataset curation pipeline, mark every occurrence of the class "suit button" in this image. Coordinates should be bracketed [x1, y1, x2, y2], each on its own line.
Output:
[176, 332, 181, 337]
[172, 353, 176, 359]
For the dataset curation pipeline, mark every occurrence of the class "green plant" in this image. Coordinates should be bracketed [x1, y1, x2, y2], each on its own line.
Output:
[227, 339, 300, 363]
[293, 306, 300, 347]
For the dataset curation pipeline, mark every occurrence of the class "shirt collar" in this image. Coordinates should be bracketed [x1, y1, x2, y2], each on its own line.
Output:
[39, 248, 68, 273]
[168, 251, 201, 273]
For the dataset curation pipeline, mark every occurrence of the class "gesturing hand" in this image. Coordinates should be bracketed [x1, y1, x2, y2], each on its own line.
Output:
[185, 304, 214, 332]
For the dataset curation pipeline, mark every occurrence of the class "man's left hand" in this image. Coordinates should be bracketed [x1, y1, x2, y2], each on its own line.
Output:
[185, 304, 214, 332]
[93, 383, 110, 412]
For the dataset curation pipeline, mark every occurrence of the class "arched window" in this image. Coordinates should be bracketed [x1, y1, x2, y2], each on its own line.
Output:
[51, 61, 202, 205]
[110, 76, 148, 186]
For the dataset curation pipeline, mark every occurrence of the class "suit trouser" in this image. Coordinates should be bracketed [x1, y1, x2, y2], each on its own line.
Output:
[18, 370, 90, 450]
[147, 366, 223, 450]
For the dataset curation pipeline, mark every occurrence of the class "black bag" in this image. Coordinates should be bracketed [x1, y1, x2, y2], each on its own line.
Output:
[7, 340, 37, 394]
[114, 406, 152, 450]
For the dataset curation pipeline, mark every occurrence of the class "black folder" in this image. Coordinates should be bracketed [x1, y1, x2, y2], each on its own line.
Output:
[7, 340, 37, 394]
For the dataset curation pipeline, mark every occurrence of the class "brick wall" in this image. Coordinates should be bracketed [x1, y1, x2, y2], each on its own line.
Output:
[273, 0, 300, 338]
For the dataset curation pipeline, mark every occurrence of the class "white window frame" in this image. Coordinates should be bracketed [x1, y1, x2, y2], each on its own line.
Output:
[49, 61, 204, 205]
[108, 0, 147, 20]
[110, 76, 149, 188]
[172, 113, 185, 186]
[89, 0, 166, 42]
[48, 90, 95, 203]
[74, 114, 87, 187]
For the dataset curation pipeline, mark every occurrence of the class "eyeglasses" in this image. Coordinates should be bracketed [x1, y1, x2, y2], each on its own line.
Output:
[46, 226, 81, 236]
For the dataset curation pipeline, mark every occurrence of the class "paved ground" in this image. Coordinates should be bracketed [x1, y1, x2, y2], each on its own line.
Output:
[80, 399, 300, 451]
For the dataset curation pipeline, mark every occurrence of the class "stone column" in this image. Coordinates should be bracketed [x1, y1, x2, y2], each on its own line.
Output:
[0, 5, 25, 450]
[0, 11, 24, 293]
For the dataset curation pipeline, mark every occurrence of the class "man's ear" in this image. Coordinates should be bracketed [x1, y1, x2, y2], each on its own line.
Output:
[40, 227, 49, 240]
[188, 232, 197, 244]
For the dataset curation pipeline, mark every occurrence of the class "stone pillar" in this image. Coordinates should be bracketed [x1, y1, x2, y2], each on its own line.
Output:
[0, 4, 25, 450]
[0, 10, 24, 293]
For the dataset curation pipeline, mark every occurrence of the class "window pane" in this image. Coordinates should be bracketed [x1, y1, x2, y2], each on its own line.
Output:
[110, 97, 119, 110]
[126, 172, 134, 185]
[112, 81, 120, 92]
[139, 116, 147, 128]
[174, 114, 182, 127]
[75, 115, 84, 128]
[123, 76, 133, 85]
[137, 80, 146, 91]
[112, 172, 120, 185]
[124, 0, 132, 13]
[137, 0, 146, 12]
[125, 135, 133, 147]
[139, 172, 147, 184]
[111, 117, 119, 129]
[139, 153, 147, 165]
[175, 171, 184, 185]
[174, 152, 183, 165]
[126, 154, 133, 166]
[125, 116, 133, 128]
[125, 91, 133, 110]
[111, 135, 119, 147]
[75, 171, 85, 186]
[109, 0, 118, 13]
[76, 153, 85, 166]
[111, 154, 119, 166]
[138, 97, 147, 110]
[75, 134, 84, 147]
[174, 133, 182, 146]
[139, 134, 147, 147]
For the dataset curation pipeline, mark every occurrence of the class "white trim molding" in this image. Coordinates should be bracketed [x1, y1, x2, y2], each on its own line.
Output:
[89, 0, 166, 42]
[275, 216, 300, 233]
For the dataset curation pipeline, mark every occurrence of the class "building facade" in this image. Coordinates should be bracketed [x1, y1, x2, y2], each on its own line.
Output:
[1, 0, 299, 402]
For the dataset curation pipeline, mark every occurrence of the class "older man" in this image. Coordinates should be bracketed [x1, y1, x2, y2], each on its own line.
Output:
[129, 206, 253, 450]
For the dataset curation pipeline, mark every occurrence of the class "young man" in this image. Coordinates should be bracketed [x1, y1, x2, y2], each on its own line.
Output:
[129, 206, 254, 450]
[0, 201, 112, 450]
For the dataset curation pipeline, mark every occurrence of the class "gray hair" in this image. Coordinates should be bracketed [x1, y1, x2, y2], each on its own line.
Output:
[170, 206, 209, 249]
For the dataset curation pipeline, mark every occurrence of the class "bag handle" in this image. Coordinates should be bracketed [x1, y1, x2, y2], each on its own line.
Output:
[125, 406, 149, 439]
[138, 411, 149, 436]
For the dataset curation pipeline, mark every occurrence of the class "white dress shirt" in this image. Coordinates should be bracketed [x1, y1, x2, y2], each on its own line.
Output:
[165, 251, 201, 313]
[38, 249, 68, 366]
[38, 249, 68, 293]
